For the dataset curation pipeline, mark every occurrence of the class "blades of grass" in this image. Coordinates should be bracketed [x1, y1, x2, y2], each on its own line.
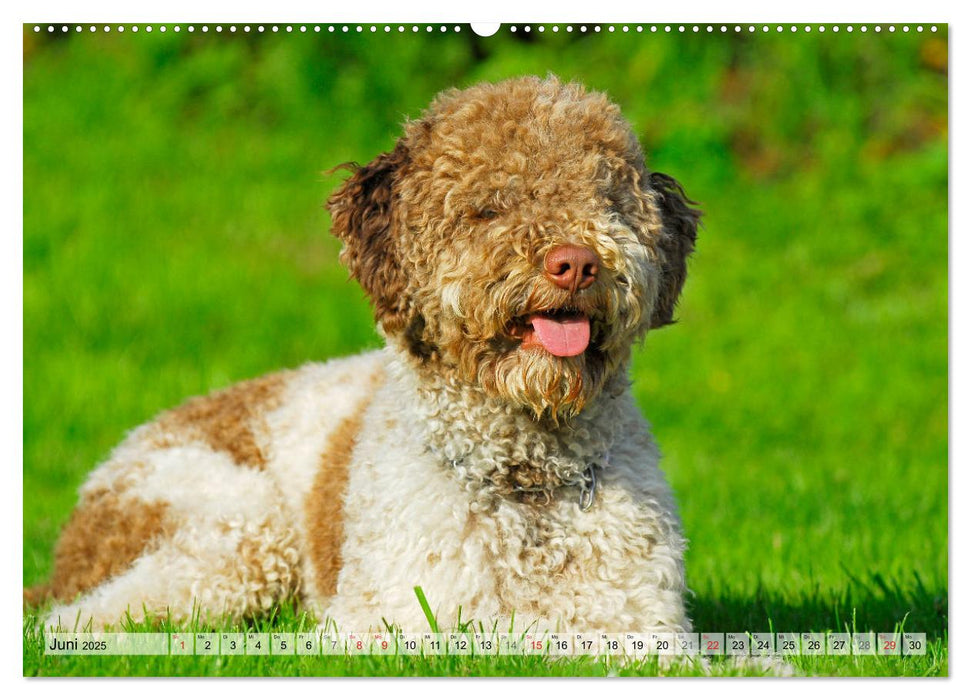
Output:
[413, 586, 439, 633]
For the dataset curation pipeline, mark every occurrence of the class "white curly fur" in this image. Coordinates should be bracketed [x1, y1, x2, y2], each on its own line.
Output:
[325, 351, 688, 633]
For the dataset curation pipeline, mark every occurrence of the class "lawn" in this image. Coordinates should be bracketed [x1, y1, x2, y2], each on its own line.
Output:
[22, 23, 948, 677]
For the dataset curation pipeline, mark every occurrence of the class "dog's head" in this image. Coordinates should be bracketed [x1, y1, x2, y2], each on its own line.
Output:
[328, 76, 700, 419]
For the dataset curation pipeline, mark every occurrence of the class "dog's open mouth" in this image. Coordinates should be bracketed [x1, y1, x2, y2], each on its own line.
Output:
[510, 308, 591, 357]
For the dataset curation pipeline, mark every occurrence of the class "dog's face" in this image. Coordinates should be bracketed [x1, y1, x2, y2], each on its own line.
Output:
[329, 77, 699, 419]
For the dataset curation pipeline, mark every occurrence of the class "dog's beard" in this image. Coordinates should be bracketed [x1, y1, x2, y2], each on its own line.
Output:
[463, 296, 631, 420]
[480, 345, 611, 420]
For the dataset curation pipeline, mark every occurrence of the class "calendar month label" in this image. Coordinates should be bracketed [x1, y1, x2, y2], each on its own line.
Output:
[44, 633, 168, 656]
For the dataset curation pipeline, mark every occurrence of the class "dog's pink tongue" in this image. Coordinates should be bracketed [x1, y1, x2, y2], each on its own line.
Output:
[528, 315, 591, 357]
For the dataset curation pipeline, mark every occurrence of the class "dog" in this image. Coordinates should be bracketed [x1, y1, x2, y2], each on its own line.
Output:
[31, 76, 700, 635]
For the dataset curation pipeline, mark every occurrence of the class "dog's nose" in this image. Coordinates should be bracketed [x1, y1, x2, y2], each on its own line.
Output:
[544, 245, 599, 291]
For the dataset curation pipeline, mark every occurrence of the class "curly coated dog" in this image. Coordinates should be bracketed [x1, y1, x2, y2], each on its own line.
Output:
[32, 76, 701, 635]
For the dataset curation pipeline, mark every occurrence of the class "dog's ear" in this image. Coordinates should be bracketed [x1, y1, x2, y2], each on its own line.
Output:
[327, 140, 411, 334]
[648, 172, 701, 329]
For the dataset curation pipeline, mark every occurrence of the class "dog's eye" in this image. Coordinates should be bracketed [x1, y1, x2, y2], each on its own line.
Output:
[476, 208, 499, 221]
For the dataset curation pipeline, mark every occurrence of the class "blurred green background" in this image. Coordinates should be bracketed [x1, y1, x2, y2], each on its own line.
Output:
[23, 24, 947, 661]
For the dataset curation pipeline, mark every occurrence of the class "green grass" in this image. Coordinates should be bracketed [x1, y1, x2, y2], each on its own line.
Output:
[23, 25, 947, 676]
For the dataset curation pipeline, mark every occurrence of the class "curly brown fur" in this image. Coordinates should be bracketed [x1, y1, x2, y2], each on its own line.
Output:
[152, 372, 291, 469]
[647, 172, 702, 328]
[327, 76, 700, 420]
[328, 141, 413, 335]
[304, 367, 384, 598]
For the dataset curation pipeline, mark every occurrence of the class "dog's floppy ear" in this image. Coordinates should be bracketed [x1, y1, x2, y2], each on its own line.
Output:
[648, 172, 701, 329]
[327, 140, 411, 334]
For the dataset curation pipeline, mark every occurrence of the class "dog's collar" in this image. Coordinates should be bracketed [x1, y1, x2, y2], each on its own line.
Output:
[577, 458, 601, 512]
[444, 451, 610, 511]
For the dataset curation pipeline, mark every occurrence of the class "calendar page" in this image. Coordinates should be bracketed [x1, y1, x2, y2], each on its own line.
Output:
[21, 10, 948, 680]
